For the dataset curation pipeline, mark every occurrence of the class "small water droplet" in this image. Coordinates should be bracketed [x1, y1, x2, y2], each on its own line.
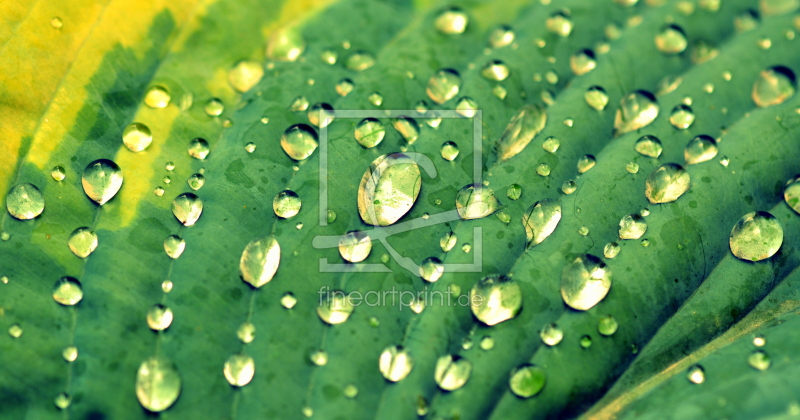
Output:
[598, 315, 619, 336]
[669, 104, 695, 129]
[62, 346, 78, 362]
[266, 28, 305, 61]
[585, 86, 609, 110]
[163, 235, 185, 259]
[748, 349, 771, 370]
[604, 242, 621, 259]
[509, 364, 546, 398]
[496, 105, 547, 161]
[171, 193, 203, 226]
[536, 163, 551, 177]
[546, 9, 573, 36]
[455, 97, 478, 117]
[480, 336, 495, 350]
[354, 118, 385, 149]
[522, 199, 561, 247]
[392, 117, 420, 144]
[730, 211, 784, 261]
[570, 49, 597, 75]
[65, 227, 97, 259]
[335, 78, 354, 96]
[222, 354, 255, 387]
[785, 179, 800, 214]
[161, 280, 173, 293]
[345, 51, 376, 71]
[753, 335, 766, 347]
[279, 292, 297, 309]
[435, 355, 471, 391]
[578, 226, 590, 236]
[462, 243, 472, 253]
[8, 323, 22, 338]
[626, 162, 640, 174]
[489, 25, 515, 48]
[456, 184, 500, 220]
[308, 103, 335, 128]
[144, 85, 170, 109]
[684, 135, 718, 164]
[645, 163, 691, 203]
[54, 392, 71, 409]
[368, 92, 383, 106]
[318, 292, 354, 324]
[619, 214, 647, 239]
[492, 85, 508, 99]
[290, 96, 310, 112]
[436, 141, 460, 161]
[752, 66, 796, 107]
[577, 155, 597, 174]
[136, 356, 181, 412]
[310, 349, 328, 366]
[615, 90, 659, 134]
[244, 142, 256, 153]
[419, 257, 444, 282]
[435, 7, 468, 34]
[121, 122, 153, 152]
[228, 61, 263, 93]
[51, 17, 63, 29]
[427, 69, 461, 104]
[273, 190, 301, 219]
[281, 124, 318, 161]
[52, 277, 83, 306]
[470, 275, 522, 325]
[440, 232, 457, 252]
[146, 304, 173, 331]
[343, 384, 358, 398]
[339, 231, 372, 262]
[562, 180, 577, 195]
[320, 49, 338, 65]
[187, 173, 205, 191]
[204, 98, 224, 117]
[561, 254, 612, 311]
[687, 365, 705, 384]
[580, 335, 593, 348]
[239, 236, 281, 288]
[635, 135, 663, 158]
[655, 24, 688, 54]
[380, 345, 414, 382]
[481, 60, 510, 82]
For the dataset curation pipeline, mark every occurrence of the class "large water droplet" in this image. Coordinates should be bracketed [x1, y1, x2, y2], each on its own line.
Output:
[188, 138, 210, 159]
[164, 235, 185, 259]
[144, 85, 170, 109]
[645, 163, 691, 204]
[456, 184, 500, 220]
[420, 257, 444, 282]
[281, 124, 318, 161]
[392, 117, 420, 144]
[509, 365, 546, 398]
[147, 304, 173, 331]
[614, 91, 659, 134]
[546, 10, 573, 37]
[522, 199, 561, 247]
[585, 86, 609, 110]
[577, 155, 597, 174]
[317, 292, 354, 324]
[122, 123, 153, 152]
[379, 345, 414, 382]
[266, 29, 305, 62]
[470, 275, 522, 325]
[171, 193, 203, 226]
[635, 135, 663, 158]
[496, 105, 547, 161]
[619, 214, 647, 239]
[540, 323, 564, 346]
[187, 173, 205, 191]
[358, 153, 421, 226]
[655, 24, 688, 54]
[561, 254, 612, 311]
[224, 354, 255, 386]
[571, 49, 597, 75]
[82, 159, 123, 205]
[240, 236, 281, 288]
[339, 231, 372, 263]
[435, 7, 468, 34]
[52, 277, 83, 306]
[6, 183, 44, 220]
[354, 118, 385, 148]
[784, 178, 800, 214]
[730, 211, 784, 261]
[435, 355, 471, 391]
[669, 104, 695, 129]
[228, 60, 264, 93]
[273, 190, 301, 219]
[427, 69, 461, 104]
[684, 135, 718, 165]
[481, 60, 510, 82]
[136, 356, 181, 412]
[308, 103, 335, 128]
[752, 66, 796, 107]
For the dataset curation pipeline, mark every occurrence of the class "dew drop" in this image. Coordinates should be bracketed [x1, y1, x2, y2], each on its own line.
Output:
[171, 193, 203, 226]
[161, 280, 173, 293]
[470, 275, 522, 325]
[684, 135, 718, 164]
[310, 350, 328, 366]
[50, 165, 66, 182]
[580, 335, 593, 348]
[345, 51, 376, 71]
[308, 103, 335, 128]
[546, 10, 573, 36]
[5, 183, 44, 220]
[163, 235, 185, 259]
[187, 174, 205, 191]
[146, 304, 173, 331]
[136, 356, 181, 412]
[204, 98, 224, 117]
[480, 336, 495, 350]
[50, 17, 63, 29]
[435, 7, 468, 34]
[52, 277, 83, 306]
[645, 163, 691, 204]
[122, 123, 153, 152]
[279, 292, 297, 309]
[655, 24, 688, 54]
[561, 254, 612, 311]
[669, 104, 695, 129]
[440, 232, 457, 252]
[509, 365, 546, 398]
[752, 66, 796, 107]
[273, 190, 301, 219]
[522, 199, 561, 247]
[456, 97, 479, 117]
[687, 365, 705, 384]
[228, 61, 263, 93]
[290, 96, 310, 112]
[496, 104, 547, 161]
[434, 355, 471, 391]
[358, 153, 421, 226]
[570, 49, 597, 75]
[748, 349, 771, 370]
[320, 49, 338, 65]
[317, 292, 354, 324]
[488, 25, 515, 48]
[392, 117, 420, 144]
[354, 118, 385, 148]
[481, 60, 510, 82]
[784, 179, 800, 214]
[379, 345, 414, 382]
[604, 242, 620, 259]
[619, 214, 647, 239]
[420, 257, 444, 282]
[266, 28, 305, 61]
[144, 85, 170, 109]
[427, 69, 461, 104]
[456, 184, 500, 220]
[598, 315, 619, 336]
[635, 135, 663, 158]
[730, 211, 784, 261]
[562, 180, 577, 194]
[54, 393, 71, 410]
[339, 231, 372, 263]
[577, 155, 597, 174]
[281, 124, 319, 161]
[368, 92, 384, 106]
[753, 335, 766, 347]
[614, 91, 659, 134]
[82, 160, 123, 205]
[493, 85, 507, 99]
[62, 346, 78, 362]
[224, 354, 255, 387]
[239, 236, 281, 288]
[187, 138, 210, 160]
[585, 86, 609, 110]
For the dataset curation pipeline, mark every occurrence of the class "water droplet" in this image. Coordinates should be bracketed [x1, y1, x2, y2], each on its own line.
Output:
[456, 97, 478, 117]
[335, 78, 355, 97]
[492, 85, 508, 99]
[368, 92, 384, 106]
[522, 199, 561, 247]
[154, 187, 165, 197]
[82, 159, 123, 205]
[730, 211, 784, 261]
[122, 122, 153, 152]
[317, 292, 354, 324]
[186, 138, 209, 160]
[604, 242, 620, 259]
[5, 183, 44, 220]
[489, 25, 515, 48]
[51, 17, 63, 29]
[171, 193, 203, 226]
[146, 304, 173, 331]
[545, 71, 559, 85]
[52, 277, 83, 306]
[187, 173, 205, 191]
[308, 103, 335, 128]
[456, 184, 500, 220]
[615, 91, 659, 134]
[619, 214, 647, 239]
[669, 104, 695, 129]
[392, 117, 420, 144]
[598, 315, 619, 336]
[204, 98, 224, 117]
[684, 135, 718, 164]
[7, 323, 22, 338]
[289, 96, 310, 112]
[266, 29, 305, 61]
[239, 236, 281, 288]
[580, 335, 593, 348]
[645, 163, 691, 204]
[62, 346, 78, 362]
[585, 86, 609, 110]
[546, 10, 573, 36]
[655, 24, 688, 54]
[570, 49, 596, 75]
[687, 365, 705, 384]
[136, 356, 181, 412]
[144, 85, 170, 109]
[435, 355, 471, 391]
[419, 257, 444, 282]
[752, 66, 796, 107]
[470, 275, 522, 325]
[509, 365, 546, 398]
[440, 232, 457, 252]
[281, 124, 318, 161]
[561, 254, 612, 311]
[753, 335, 766, 347]
[163, 235, 185, 259]
[496, 105, 547, 161]
[379, 345, 414, 382]
[434, 141, 460, 162]
[785, 179, 800, 214]
[480, 336, 495, 350]
[243, 142, 256, 154]
[234, 322, 256, 344]
[760, 0, 799, 15]
[223, 354, 255, 387]
[353, 118, 385, 149]
[320, 49, 338, 65]
[427, 69, 461, 104]
[358, 153, 421, 226]
[345, 51, 376, 71]
[302, 407, 313, 417]
[562, 180, 577, 194]
[578, 226, 590, 236]
[339, 231, 372, 263]
[161, 280, 173, 293]
[228, 61, 263, 93]
[626, 162, 640, 174]
[635, 135, 663, 158]
[54, 392, 71, 409]
[435, 7, 468, 34]
[47, 166, 66, 183]
[63, 227, 97, 260]
[481, 60, 510, 82]
[273, 190, 301, 219]
[0, 232, 8, 241]
[577, 155, 597, 174]
[310, 349, 328, 366]
[535, 163, 550, 177]
[343, 384, 358, 398]
[538, 137, 559, 155]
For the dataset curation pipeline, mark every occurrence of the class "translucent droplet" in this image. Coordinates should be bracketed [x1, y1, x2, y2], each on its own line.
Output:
[144, 85, 170, 109]
[684, 135, 718, 164]
[753, 335, 766, 347]
[655, 24, 688, 54]
[51, 17, 63, 29]
[311, 349, 329, 366]
[266, 28, 305, 61]
[48, 165, 66, 182]
[760, 0, 799, 16]
[82, 159, 123, 205]
[187, 174, 205, 191]
[186, 138, 209, 160]
[456, 184, 500, 220]
[481, 60, 510, 82]
[604, 242, 620, 259]
[585, 86, 609, 111]
[435, 141, 460, 162]
[752, 66, 796, 107]
[171, 193, 203, 226]
[54, 392, 71, 409]
[161, 280, 173, 293]
[154, 187, 164, 197]
[509, 365, 546, 398]
[489, 25, 515, 48]
[392, 117, 420, 144]
[228, 60, 263, 93]
[163, 235, 185, 259]
[546, 10, 573, 36]
[278, 292, 296, 309]
[420, 257, 444, 282]
[52, 277, 83, 306]
[358, 153, 421, 226]
[147, 304, 173, 331]
[571, 49, 597, 76]
[687, 365, 705, 384]
[427, 69, 461, 104]
[240, 236, 281, 288]
[669, 104, 695, 129]
[317, 292, 354, 324]
[619, 214, 647, 239]
[578, 226, 590, 236]
[735, 10, 760, 32]
[368, 92, 384, 106]
[598, 315, 619, 336]
[626, 162, 640, 174]
[339, 231, 372, 263]
[62, 345, 78, 362]
[435, 7, 468, 34]
[536, 163, 551, 177]
[136, 356, 181, 412]
[379, 345, 414, 382]
[522, 199, 561, 247]
[635, 135, 663, 158]
[326, 209, 337, 224]
[224, 354, 255, 387]
[281, 124, 318, 161]
[308, 103, 335, 128]
[64, 227, 97, 259]
[615, 91, 659, 134]
[8, 323, 22, 338]
[493, 85, 507, 99]
[354, 118, 385, 148]
[204, 98, 224, 117]
[5, 183, 44, 220]
[470, 275, 522, 325]
[480, 336, 495, 350]
[435, 355, 471, 391]
[561, 254, 612, 311]
[748, 349, 771, 370]
[273, 190, 301, 219]
[290, 96, 309, 112]
[496, 105, 547, 161]
[562, 180, 577, 194]
[645, 163, 691, 204]
[784, 179, 800, 214]
[577, 155, 597, 174]
[122, 122, 153, 152]
[440, 232, 457, 252]
[456, 97, 478, 118]
[580, 335, 593, 348]
[730, 211, 784, 261]
[345, 51, 376, 71]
